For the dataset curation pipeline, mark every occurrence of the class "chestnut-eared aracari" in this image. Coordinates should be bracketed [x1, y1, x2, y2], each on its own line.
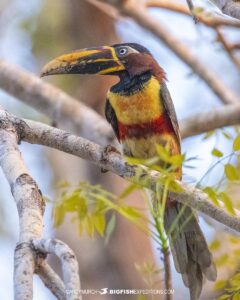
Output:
[41, 43, 217, 300]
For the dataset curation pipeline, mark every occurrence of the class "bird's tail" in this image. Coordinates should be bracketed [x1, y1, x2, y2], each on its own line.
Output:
[164, 202, 217, 300]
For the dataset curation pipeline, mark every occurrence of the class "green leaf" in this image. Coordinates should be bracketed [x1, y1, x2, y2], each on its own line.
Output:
[77, 198, 87, 218]
[218, 192, 235, 215]
[168, 179, 183, 193]
[232, 294, 240, 300]
[216, 254, 229, 267]
[203, 187, 219, 206]
[137, 295, 147, 300]
[230, 273, 240, 287]
[225, 164, 240, 181]
[214, 280, 226, 290]
[218, 295, 231, 300]
[221, 130, 232, 140]
[92, 214, 106, 236]
[53, 205, 65, 227]
[233, 135, 240, 151]
[86, 216, 95, 237]
[209, 239, 221, 251]
[211, 148, 223, 158]
[105, 214, 116, 244]
[203, 130, 214, 140]
[119, 184, 138, 199]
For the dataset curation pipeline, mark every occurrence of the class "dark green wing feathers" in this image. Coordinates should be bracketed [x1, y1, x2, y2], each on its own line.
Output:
[160, 82, 181, 146]
[105, 99, 120, 142]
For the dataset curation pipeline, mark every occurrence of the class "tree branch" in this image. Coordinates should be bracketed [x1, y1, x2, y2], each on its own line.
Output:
[145, 0, 240, 27]
[0, 112, 45, 299]
[0, 107, 81, 299]
[0, 107, 239, 234]
[36, 262, 66, 300]
[1, 59, 240, 141]
[98, 0, 239, 104]
[210, 0, 240, 20]
[180, 103, 240, 138]
[0, 59, 114, 145]
[33, 239, 81, 300]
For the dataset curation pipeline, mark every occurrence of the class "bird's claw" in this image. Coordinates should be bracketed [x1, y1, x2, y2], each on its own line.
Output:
[101, 145, 121, 173]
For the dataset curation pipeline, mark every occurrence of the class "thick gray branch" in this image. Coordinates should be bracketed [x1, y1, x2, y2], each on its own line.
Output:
[0, 111, 45, 299]
[0, 59, 114, 145]
[180, 103, 240, 138]
[1, 108, 238, 234]
[0, 108, 82, 299]
[36, 262, 66, 300]
[33, 239, 81, 300]
[1, 59, 240, 144]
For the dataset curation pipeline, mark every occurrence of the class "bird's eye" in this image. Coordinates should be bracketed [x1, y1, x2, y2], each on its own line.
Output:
[117, 47, 128, 56]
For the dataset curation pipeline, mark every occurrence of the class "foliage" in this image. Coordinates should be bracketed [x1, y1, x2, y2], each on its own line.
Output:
[135, 261, 163, 289]
[53, 181, 147, 240]
[203, 129, 240, 298]
[52, 133, 240, 296]
[218, 272, 240, 300]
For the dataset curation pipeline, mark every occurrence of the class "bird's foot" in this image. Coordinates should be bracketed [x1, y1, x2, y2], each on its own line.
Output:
[101, 145, 121, 173]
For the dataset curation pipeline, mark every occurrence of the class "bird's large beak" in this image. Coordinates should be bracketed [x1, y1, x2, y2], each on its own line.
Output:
[41, 46, 125, 77]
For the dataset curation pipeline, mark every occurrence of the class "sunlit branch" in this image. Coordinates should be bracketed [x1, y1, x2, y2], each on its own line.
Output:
[0, 107, 239, 234]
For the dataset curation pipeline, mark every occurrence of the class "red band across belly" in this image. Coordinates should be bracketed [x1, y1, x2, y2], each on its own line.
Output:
[118, 115, 173, 140]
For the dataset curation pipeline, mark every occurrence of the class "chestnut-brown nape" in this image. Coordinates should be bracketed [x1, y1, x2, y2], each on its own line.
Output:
[124, 52, 166, 82]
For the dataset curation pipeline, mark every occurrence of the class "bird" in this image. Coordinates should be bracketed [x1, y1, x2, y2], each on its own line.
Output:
[41, 43, 217, 299]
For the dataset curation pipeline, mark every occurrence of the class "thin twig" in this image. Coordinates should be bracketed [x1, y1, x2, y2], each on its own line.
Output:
[162, 248, 172, 300]
[216, 27, 240, 69]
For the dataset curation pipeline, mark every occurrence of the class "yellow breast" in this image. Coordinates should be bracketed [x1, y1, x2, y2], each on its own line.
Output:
[108, 76, 163, 125]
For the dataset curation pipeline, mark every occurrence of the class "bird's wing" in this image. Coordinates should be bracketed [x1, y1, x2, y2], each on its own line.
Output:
[160, 82, 181, 145]
[105, 98, 120, 142]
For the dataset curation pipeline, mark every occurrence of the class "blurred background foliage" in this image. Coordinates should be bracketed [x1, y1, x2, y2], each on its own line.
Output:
[0, 0, 240, 299]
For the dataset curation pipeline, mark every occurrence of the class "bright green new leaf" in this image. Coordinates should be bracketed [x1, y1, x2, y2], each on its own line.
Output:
[218, 192, 235, 215]
[221, 130, 232, 140]
[233, 135, 240, 151]
[214, 280, 226, 290]
[211, 148, 223, 158]
[105, 214, 116, 244]
[224, 164, 240, 181]
[209, 239, 221, 251]
[203, 187, 219, 206]
[92, 213, 106, 236]
[119, 184, 138, 199]
[218, 295, 232, 300]
[53, 205, 65, 227]
[203, 130, 215, 140]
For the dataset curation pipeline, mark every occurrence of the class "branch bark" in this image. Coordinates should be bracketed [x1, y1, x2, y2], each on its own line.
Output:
[33, 239, 81, 300]
[0, 108, 239, 234]
[180, 103, 240, 138]
[36, 262, 66, 300]
[0, 59, 114, 145]
[97, 0, 239, 104]
[145, 0, 240, 27]
[1, 59, 240, 141]
[210, 0, 240, 20]
[0, 107, 81, 299]
[0, 114, 45, 299]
